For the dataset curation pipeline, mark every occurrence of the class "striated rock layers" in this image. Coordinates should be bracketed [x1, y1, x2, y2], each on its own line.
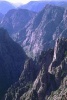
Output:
[4, 38, 67, 100]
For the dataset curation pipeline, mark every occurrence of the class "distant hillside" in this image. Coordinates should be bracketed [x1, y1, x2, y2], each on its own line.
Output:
[0, 9, 36, 34]
[0, 1, 15, 14]
[20, 1, 67, 12]
[19, 1, 48, 12]
[0, 13, 3, 22]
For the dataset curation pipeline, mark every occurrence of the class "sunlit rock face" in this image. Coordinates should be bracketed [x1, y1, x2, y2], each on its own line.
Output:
[0, 4, 67, 59]
[15, 5, 67, 59]
[3, 48, 53, 100]
[0, 3, 67, 100]
[15, 5, 65, 58]
[19, 38, 67, 100]
[48, 38, 67, 75]
[3, 36, 67, 100]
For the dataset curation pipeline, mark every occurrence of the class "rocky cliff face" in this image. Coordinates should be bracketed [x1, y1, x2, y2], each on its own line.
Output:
[20, 38, 67, 100]
[1, 5, 67, 59]
[0, 4, 67, 100]
[4, 38, 67, 100]
[0, 28, 26, 100]
[3, 48, 54, 100]
[0, 9, 36, 34]
[15, 5, 66, 58]
[47, 75, 67, 100]
[3, 58, 37, 100]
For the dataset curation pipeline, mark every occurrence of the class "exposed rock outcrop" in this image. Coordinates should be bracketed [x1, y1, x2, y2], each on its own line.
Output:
[20, 38, 67, 100]
[1, 5, 67, 100]
[4, 58, 37, 100]
[16, 5, 65, 58]
[47, 75, 67, 100]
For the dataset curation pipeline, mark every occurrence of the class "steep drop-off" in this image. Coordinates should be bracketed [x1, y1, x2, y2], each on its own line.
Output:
[0, 28, 26, 99]
[4, 38, 67, 100]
